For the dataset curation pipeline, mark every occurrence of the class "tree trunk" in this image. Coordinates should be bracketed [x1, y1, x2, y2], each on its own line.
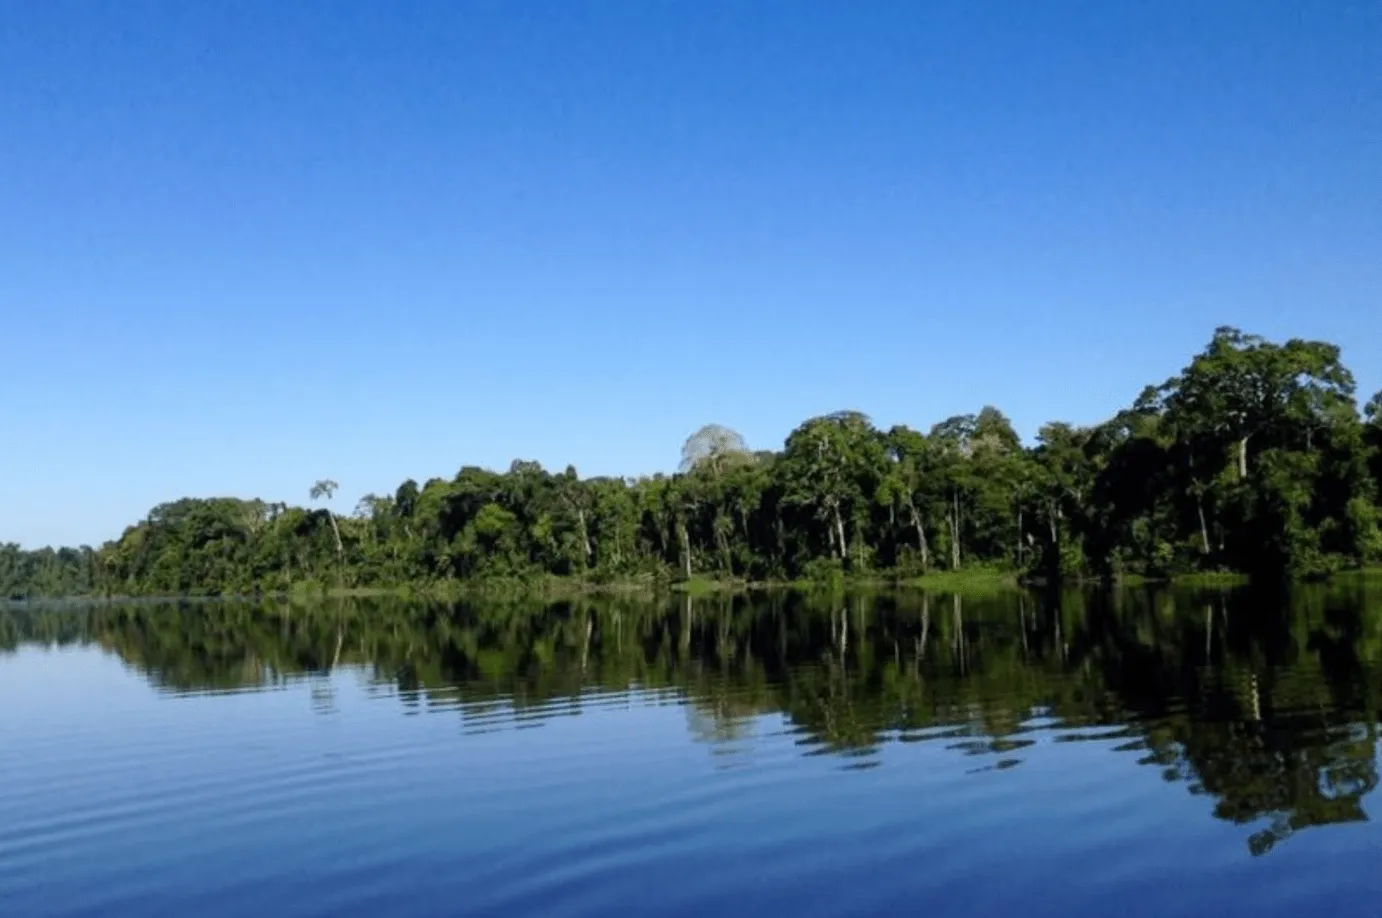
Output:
[907, 498, 929, 571]
[833, 505, 848, 561]
[679, 521, 692, 578]
[1197, 496, 1211, 555]
[326, 512, 344, 566]
[577, 509, 592, 567]
[949, 490, 961, 571]
[1238, 436, 1249, 480]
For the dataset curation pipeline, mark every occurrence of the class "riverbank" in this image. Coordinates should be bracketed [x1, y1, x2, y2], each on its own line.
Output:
[14, 564, 1381, 606]
[277, 570, 1026, 601]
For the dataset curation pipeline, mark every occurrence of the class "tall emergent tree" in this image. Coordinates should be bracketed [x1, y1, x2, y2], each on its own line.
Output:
[310, 479, 345, 570]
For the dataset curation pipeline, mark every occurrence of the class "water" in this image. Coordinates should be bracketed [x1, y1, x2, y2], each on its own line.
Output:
[3, 585, 1382, 917]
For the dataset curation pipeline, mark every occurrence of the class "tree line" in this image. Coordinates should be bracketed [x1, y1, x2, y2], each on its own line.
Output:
[4, 327, 1382, 598]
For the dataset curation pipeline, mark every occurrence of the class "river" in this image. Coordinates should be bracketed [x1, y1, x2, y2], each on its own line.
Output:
[2, 584, 1381, 916]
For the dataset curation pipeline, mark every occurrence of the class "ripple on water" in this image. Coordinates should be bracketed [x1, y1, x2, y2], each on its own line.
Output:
[4, 592, 1382, 918]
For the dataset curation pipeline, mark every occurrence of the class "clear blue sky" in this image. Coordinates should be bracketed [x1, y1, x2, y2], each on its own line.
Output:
[3, 1, 1379, 549]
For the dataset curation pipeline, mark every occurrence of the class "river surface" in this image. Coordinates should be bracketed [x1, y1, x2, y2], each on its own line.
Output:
[3, 585, 1382, 917]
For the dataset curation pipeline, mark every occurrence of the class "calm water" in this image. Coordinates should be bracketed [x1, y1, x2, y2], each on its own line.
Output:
[3, 585, 1382, 917]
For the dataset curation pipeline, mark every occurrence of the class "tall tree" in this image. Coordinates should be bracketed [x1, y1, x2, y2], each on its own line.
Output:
[310, 479, 345, 570]
[1150, 327, 1355, 481]
[780, 412, 886, 566]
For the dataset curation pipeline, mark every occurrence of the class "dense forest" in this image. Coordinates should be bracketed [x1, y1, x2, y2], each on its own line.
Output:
[5, 328, 1382, 598]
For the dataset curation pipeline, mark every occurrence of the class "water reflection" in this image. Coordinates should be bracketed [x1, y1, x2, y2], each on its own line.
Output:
[4, 582, 1381, 856]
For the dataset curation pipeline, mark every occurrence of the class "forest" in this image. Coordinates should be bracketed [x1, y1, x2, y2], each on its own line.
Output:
[4, 327, 1382, 598]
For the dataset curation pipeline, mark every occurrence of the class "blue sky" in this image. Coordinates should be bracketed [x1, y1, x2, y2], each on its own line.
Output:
[3, 1, 1379, 548]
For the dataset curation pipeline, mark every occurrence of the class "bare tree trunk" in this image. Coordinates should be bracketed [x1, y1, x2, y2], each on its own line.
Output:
[917, 515, 929, 570]
[834, 504, 848, 562]
[326, 512, 343, 563]
[907, 498, 929, 570]
[949, 490, 961, 571]
[679, 521, 692, 578]
[1197, 497, 1211, 555]
[577, 509, 592, 566]
[1238, 436, 1250, 480]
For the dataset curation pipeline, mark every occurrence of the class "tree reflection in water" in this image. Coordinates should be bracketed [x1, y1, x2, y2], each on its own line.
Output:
[4, 581, 1380, 855]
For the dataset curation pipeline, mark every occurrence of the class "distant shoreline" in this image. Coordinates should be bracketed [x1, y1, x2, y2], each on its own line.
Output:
[9, 567, 1382, 607]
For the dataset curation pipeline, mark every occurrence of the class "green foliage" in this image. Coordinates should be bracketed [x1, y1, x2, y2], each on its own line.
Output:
[5, 328, 1382, 597]
[0, 543, 98, 599]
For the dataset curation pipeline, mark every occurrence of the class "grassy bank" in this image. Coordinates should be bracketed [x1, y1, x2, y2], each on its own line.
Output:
[288, 574, 669, 602]
[49, 562, 1382, 607]
[308, 569, 1029, 601]
[1168, 571, 1253, 587]
[903, 569, 1021, 593]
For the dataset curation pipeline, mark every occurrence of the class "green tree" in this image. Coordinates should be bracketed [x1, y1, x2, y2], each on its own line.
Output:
[309, 479, 345, 572]
[780, 411, 887, 568]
